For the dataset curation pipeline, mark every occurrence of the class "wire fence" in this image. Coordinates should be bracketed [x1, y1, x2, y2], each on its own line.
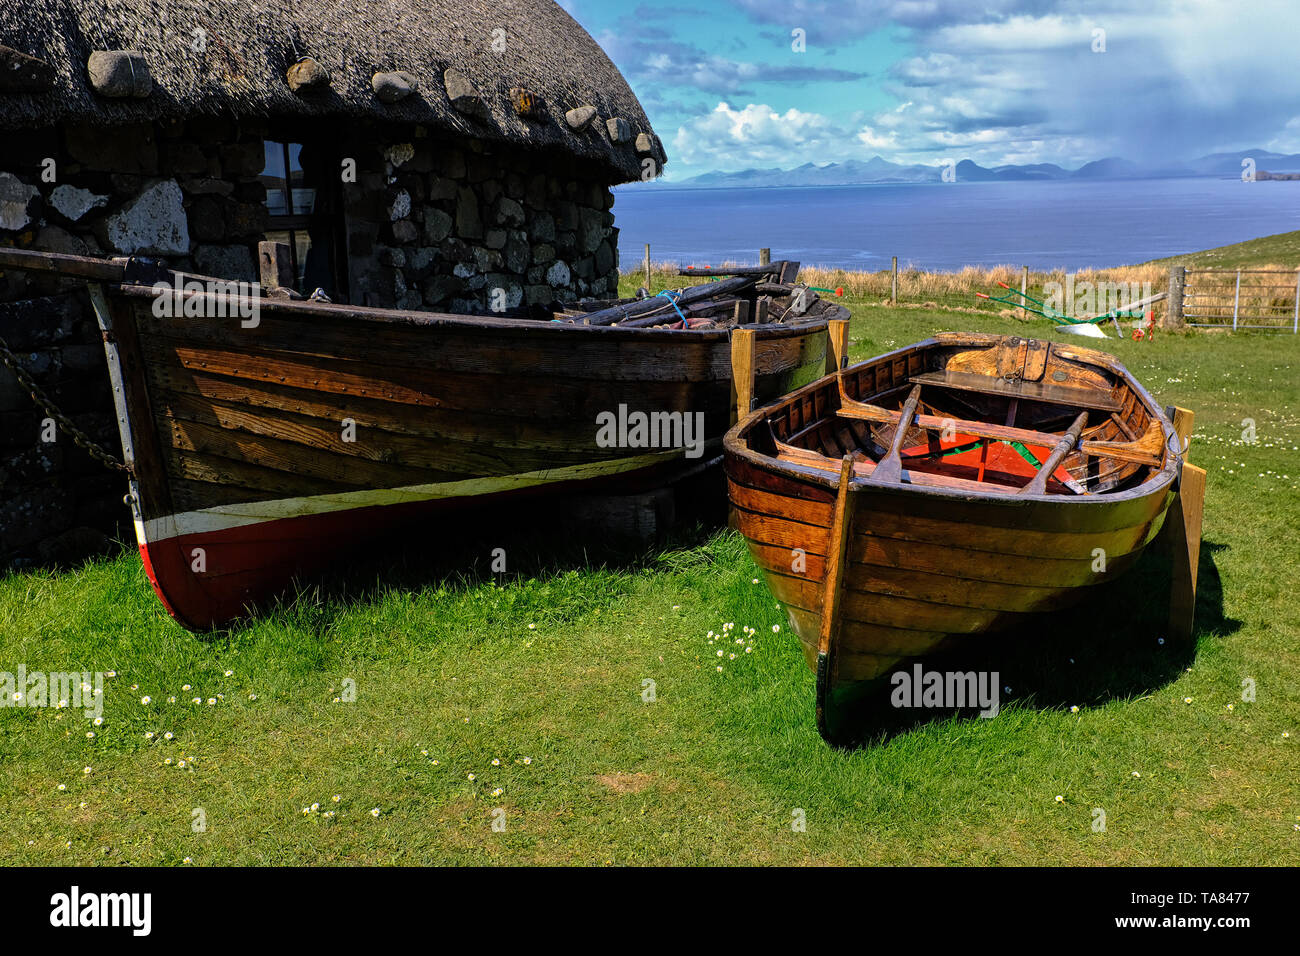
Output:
[623, 248, 1300, 333]
[1182, 268, 1300, 331]
[621, 248, 1171, 327]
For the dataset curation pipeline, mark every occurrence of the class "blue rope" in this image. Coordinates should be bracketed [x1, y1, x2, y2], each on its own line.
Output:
[656, 289, 687, 323]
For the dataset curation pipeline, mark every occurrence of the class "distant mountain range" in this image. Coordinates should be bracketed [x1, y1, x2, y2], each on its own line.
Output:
[665, 150, 1300, 189]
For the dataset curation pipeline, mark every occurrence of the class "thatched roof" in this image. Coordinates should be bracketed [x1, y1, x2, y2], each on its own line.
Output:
[0, 0, 665, 183]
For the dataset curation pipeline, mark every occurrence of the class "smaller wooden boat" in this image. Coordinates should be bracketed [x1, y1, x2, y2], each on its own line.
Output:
[724, 333, 1183, 742]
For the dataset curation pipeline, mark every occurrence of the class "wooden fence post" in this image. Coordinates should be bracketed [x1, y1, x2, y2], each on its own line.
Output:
[891, 256, 898, 305]
[759, 248, 771, 266]
[1021, 266, 1029, 319]
[1166, 266, 1186, 328]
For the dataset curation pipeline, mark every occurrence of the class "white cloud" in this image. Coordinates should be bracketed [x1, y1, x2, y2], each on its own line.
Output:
[856, 126, 900, 150]
[845, 0, 1300, 166]
[671, 102, 854, 171]
[1266, 116, 1300, 154]
[733, 0, 1077, 41]
[700, 0, 1300, 169]
[594, 29, 868, 97]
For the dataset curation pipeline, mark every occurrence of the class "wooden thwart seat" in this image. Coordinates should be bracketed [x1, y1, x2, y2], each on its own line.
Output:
[834, 373, 1163, 467]
[769, 432, 1035, 494]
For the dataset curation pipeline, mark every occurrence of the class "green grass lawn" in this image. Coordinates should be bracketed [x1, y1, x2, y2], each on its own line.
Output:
[2, 298, 1298, 866]
[1145, 228, 1300, 269]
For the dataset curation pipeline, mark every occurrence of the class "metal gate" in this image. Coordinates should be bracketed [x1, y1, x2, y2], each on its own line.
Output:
[1183, 268, 1300, 331]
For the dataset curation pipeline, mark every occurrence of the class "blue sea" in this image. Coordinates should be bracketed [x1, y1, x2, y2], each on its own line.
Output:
[613, 178, 1300, 272]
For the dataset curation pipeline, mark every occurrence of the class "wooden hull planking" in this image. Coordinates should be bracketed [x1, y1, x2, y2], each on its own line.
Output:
[92, 283, 843, 629]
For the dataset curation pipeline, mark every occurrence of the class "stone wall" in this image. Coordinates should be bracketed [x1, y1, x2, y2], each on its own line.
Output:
[341, 128, 619, 312]
[0, 117, 269, 567]
[0, 114, 623, 566]
[0, 290, 123, 565]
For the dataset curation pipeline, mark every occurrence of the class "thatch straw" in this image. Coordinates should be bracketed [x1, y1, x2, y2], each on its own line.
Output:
[0, 0, 664, 183]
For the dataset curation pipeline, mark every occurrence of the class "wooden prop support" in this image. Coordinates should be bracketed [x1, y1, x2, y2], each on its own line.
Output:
[1164, 405, 1204, 642]
[258, 241, 294, 291]
[815, 456, 856, 712]
[730, 328, 756, 425]
[813, 455, 858, 740]
[825, 318, 848, 374]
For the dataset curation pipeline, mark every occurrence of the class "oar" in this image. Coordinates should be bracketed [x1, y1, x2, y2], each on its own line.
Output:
[867, 384, 922, 484]
[1018, 412, 1088, 495]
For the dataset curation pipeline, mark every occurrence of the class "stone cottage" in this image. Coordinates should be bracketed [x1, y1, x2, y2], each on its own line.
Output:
[0, 0, 666, 565]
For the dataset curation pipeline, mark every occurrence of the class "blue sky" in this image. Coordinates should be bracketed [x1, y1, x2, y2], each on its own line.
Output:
[559, 0, 1300, 181]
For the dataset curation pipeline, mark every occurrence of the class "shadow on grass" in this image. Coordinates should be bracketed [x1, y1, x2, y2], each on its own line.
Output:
[831, 538, 1242, 749]
[208, 465, 733, 638]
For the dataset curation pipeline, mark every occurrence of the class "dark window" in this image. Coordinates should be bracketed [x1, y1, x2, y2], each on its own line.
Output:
[260, 141, 345, 300]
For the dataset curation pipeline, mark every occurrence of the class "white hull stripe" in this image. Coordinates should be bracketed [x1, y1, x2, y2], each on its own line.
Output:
[139, 448, 699, 545]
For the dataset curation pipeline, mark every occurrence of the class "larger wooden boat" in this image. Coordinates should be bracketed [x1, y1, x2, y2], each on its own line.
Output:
[724, 333, 1182, 742]
[1, 248, 847, 629]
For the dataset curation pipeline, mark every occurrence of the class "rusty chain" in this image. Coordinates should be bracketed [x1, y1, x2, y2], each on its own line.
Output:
[0, 333, 130, 474]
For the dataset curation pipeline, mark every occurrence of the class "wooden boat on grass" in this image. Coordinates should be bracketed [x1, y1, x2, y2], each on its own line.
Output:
[724, 332, 1182, 743]
[0, 247, 847, 629]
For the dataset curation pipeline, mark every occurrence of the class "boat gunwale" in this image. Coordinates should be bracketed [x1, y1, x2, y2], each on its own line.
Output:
[723, 333, 1182, 507]
[113, 283, 848, 342]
